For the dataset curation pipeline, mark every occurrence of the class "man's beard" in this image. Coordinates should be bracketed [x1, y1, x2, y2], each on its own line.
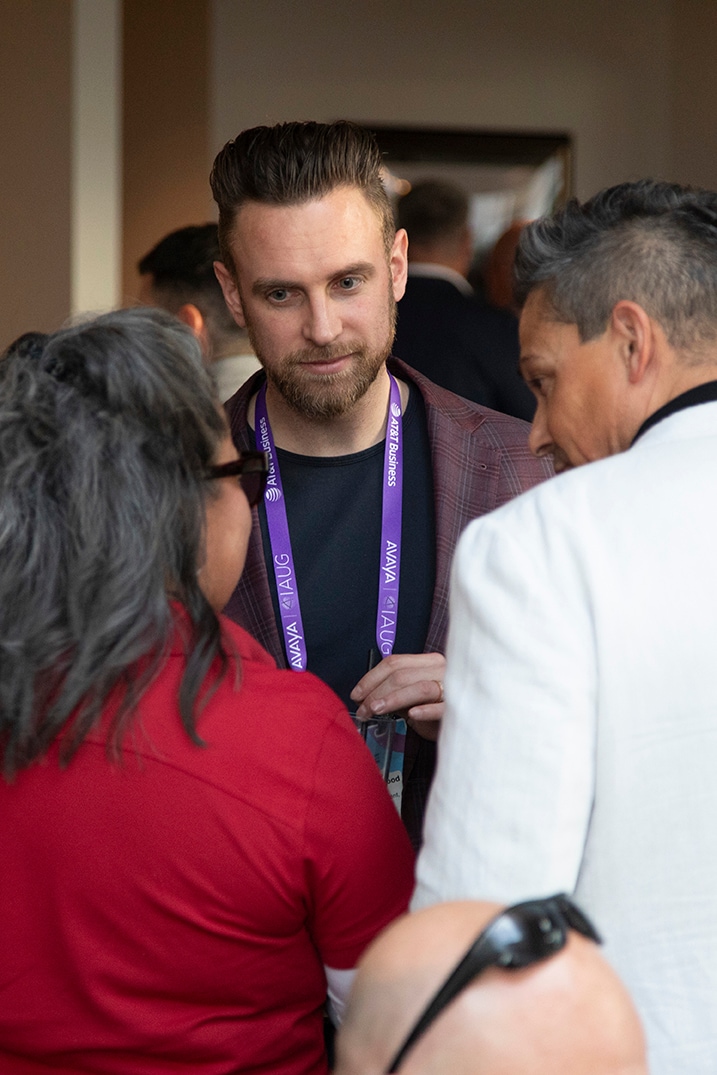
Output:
[246, 292, 398, 421]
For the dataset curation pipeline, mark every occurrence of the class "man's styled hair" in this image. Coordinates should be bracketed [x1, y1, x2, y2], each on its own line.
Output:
[0, 308, 227, 778]
[210, 120, 395, 270]
[515, 178, 717, 350]
[396, 179, 469, 247]
[138, 223, 243, 353]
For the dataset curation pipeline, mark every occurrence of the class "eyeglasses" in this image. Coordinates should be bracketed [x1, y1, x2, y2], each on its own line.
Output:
[205, 450, 269, 507]
[386, 893, 601, 1073]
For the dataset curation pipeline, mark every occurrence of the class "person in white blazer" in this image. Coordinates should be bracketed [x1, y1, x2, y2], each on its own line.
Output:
[413, 179, 717, 1075]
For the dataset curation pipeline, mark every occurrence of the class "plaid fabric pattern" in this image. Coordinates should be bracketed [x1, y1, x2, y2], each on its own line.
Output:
[224, 360, 553, 847]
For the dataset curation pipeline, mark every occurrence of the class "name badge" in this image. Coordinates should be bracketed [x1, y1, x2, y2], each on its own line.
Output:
[361, 718, 406, 813]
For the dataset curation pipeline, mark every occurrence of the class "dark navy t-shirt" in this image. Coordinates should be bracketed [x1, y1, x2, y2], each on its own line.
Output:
[258, 389, 436, 710]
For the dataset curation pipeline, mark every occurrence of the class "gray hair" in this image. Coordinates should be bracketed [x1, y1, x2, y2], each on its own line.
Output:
[514, 179, 717, 350]
[0, 307, 227, 777]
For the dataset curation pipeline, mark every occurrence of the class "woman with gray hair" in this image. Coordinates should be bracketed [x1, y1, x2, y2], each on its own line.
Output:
[0, 308, 414, 1075]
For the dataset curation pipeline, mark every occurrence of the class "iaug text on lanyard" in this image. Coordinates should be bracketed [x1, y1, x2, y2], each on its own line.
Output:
[254, 374, 407, 812]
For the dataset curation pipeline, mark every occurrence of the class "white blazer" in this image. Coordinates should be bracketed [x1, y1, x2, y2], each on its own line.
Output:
[414, 401, 717, 1075]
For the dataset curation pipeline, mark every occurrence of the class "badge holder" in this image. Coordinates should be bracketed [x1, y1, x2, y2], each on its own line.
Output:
[358, 716, 406, 813]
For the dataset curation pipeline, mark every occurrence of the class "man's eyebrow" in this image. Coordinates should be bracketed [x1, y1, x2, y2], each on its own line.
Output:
[518, 353, 545, 381]
[252, 277, 294, 296]
[333, 261, 376, 279]
[251, 262, 376, 296]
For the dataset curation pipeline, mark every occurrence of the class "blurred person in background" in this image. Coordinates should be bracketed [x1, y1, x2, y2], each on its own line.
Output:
[393, 180, 534, 420]
[482, 220, 527, 315]
[138, 223, 261, 401]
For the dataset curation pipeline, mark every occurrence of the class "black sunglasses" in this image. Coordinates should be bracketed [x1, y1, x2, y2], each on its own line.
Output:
[205, 450, 269, 507]
[386, 893, 601, 1073]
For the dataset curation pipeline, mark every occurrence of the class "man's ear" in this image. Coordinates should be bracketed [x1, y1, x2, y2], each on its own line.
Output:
[175, 304, 210, 357]
[175, 302, 204, 337]
[610, 301, 654, 385]
[214, 260, 247, 328]
[390, 228, 409, 303]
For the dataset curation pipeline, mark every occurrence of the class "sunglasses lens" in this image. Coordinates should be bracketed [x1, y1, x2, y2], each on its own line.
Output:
[240, 471, 266, 507]
[206, 453, 267, 506]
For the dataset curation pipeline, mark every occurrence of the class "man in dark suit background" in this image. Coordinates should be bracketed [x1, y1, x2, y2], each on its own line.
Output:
[393, 179, 535, 420]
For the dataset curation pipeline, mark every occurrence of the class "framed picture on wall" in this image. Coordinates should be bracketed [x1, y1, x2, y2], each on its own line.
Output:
[361, 123, 573, 289]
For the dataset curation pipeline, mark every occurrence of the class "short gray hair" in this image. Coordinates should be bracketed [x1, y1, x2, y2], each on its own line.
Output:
[0, 307, 227, 776]
[514, 179, 717, 349]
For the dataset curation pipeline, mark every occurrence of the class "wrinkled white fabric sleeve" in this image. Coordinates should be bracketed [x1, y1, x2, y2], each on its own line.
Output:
[324, 966, 356, 1026]
[412, 490, 597, 910]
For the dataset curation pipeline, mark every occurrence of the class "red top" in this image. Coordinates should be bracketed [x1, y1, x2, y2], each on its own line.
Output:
[0, 616, 414, 1074]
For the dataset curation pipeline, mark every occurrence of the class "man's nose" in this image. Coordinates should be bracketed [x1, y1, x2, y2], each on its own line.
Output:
[527, 403, 552, 459]
[304, 294, 342, 347]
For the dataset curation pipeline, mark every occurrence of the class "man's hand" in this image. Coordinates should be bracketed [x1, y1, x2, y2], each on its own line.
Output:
[350, 652, 446, 742]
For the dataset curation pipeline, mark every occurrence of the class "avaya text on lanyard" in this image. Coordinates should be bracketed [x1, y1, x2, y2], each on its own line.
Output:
[254, 373, 404, 671]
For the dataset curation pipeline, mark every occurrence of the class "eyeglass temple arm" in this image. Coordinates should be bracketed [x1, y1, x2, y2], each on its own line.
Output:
[555, 894, 601, 943]
[386, 933, 493, 1073]
[385, 895, 600, 1073]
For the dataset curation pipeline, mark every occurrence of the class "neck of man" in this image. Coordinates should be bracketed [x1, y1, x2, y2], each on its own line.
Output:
[248, 365, 410, 457]
[408, 231, 471, 279]
[642, 359, 717, 419]
[665, 360, 717, 399]
[624, 356, 717, 448]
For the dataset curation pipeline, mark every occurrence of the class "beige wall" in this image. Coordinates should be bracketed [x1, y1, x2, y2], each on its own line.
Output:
[122, 0, 214, 304]
[73, 0, 122, 318]
[211, 0, 672, 202]
[1, 0, 72, 345]
[3, 0, 717, 344]
[669, 0, 717, 191]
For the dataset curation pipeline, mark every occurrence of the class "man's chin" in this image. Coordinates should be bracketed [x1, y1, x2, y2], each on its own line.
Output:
[269, 352, 388, 420]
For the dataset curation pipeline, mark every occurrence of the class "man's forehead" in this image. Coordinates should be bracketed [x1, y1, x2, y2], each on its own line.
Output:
[230, 186, 380, 240]
[227, 187, 389, 281]
[520, 287, 558, 328]
[519, 291, 562, 353]
[518, 293, 590, 380]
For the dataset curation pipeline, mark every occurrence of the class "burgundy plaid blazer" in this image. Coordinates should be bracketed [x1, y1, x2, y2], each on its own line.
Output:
[224, 358, 553, 846]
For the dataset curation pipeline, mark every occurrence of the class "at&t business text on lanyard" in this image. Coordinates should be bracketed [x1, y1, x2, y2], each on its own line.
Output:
[255, 374, 406, 812]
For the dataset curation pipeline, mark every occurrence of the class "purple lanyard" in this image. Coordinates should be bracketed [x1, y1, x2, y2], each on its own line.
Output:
[254, 375, 403, 671]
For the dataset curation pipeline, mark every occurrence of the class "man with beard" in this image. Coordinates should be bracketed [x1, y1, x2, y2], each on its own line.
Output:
[211, 120, 551, 846]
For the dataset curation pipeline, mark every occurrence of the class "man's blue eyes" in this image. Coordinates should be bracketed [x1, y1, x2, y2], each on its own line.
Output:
[266, 278, 360, 302]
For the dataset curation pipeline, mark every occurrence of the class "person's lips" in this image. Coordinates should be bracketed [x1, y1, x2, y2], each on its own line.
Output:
[298, 353, 354, 374]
